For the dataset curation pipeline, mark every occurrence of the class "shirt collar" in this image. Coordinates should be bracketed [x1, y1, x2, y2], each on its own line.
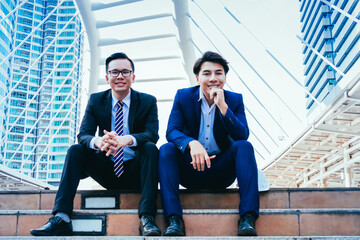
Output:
[199, 87, 216, 110]
[198, 87, 205, 102]
[111, 89, 131, 109]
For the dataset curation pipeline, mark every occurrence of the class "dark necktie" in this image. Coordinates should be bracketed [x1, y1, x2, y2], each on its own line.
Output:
[114, 101, 124, 177]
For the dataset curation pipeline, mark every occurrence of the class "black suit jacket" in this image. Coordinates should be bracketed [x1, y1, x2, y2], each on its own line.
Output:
[77, 88, 159, 150]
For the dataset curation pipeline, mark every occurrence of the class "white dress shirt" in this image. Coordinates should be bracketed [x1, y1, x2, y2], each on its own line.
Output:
[90, 89, 137, 161]
[198, 89, 221, 155]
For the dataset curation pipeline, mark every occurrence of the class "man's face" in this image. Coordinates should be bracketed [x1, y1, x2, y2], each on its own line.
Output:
[105, 58, 135, 97]
[196, 61, 226, 98]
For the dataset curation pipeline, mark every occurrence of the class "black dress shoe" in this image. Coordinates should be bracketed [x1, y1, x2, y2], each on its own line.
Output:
[139, 214, 161, 236]
[30, 216, 73, 236]
[237, 212, 257, 236]
[163, 214, 186, 236]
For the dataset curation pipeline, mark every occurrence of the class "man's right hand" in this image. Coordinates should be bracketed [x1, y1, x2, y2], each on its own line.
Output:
[94, 130, 117, 156]
[188, 140, 211, 171]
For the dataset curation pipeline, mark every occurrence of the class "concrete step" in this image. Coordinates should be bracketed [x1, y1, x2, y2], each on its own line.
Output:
[1, 237, 360, 240]
[1, 188, 359, 211]
[1, 208, 359, 236]
[0, 237, 360, 240]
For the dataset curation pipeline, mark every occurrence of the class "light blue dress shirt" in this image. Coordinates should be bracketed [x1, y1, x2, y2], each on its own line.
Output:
[89, 90, 137, 161]
[198, 89, 221, 156]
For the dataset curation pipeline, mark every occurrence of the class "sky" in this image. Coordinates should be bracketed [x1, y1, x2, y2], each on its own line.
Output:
[78, 0, 307, 189]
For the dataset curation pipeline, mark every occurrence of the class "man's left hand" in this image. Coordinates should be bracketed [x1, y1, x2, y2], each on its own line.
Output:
[210, 88, 228, 116]
[105, 135, 134, 156]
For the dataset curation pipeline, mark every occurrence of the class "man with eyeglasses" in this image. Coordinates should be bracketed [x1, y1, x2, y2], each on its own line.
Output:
[30, 52, 161, 236]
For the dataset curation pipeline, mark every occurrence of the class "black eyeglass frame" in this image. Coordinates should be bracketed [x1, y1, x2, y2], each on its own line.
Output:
[108, 69, 133, 77]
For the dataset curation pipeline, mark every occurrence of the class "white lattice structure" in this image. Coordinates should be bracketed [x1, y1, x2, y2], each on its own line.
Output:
[0, 0, 359, 189]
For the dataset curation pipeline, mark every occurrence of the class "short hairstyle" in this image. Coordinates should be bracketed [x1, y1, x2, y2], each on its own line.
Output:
[193, 51, 229, 75]
[105, 52, 135, 73]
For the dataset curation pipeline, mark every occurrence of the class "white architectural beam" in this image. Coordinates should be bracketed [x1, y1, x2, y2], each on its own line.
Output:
[96, 13, 172, 28]
[98, 34, 176, 47]
[99, 55, 182, 65]
[98, 76, 187, 85]
[0, 164, 55, 190]
[75, 0, 100, 94]
[172, 0, 197, 85]
[91, 0, 143, 11]
[315, 125, 360, 137]
[301, 156, 359, 187]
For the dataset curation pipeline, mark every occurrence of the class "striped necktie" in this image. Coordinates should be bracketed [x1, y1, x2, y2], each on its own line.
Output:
[114, 100, 124, 177]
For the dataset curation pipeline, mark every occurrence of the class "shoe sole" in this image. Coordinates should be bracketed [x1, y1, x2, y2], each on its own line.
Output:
[163, 232, 186, 236]
[139, 230, 162, 236]
[238, 228, 257, 236]
[30, 230, 73, 236]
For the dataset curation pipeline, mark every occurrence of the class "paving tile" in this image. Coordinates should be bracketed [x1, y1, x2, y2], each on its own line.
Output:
[74, 194, 82, 210]
[0, 194, 40, 210]
[107, 213, 299, 236]
[181, 193, 239, 209]
[257, 214, 299, 236]
[107, 214, 166, 236]
[107, 214, 139, 235]
[300, 213, 360, 236]
[119, 193, 141, 209]
[17, 214, 52, 236]
[290, 190, 360, 208]
[40, 193, 56, 210]
[40, 192, 81, 210]
[183, 213, 298, 236]
[260, 191, 289, 209]
[183, 214, 239, 236]
[0, 215, 17, 236]
[155, 214, 166, 231]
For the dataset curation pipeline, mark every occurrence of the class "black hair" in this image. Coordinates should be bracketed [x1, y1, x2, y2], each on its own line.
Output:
[193, 51, 229, 75]
[105, 52, 135, 73]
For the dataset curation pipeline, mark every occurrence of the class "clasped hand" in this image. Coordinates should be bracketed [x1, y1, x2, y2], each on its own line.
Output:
[94, 130, 133, 157]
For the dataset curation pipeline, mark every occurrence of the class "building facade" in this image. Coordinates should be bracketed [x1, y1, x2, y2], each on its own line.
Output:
[0, 0, 16, 165]
[0, 0, 83, 186]
[299, 0, 360, 112]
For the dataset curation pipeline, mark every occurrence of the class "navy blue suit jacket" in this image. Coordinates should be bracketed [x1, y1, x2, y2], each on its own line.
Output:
[166, 86, 249, 153]
[77, 88, 159, 150]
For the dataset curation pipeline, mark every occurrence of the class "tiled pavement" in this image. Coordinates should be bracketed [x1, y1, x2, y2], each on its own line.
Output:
[0, 188, 359, 237]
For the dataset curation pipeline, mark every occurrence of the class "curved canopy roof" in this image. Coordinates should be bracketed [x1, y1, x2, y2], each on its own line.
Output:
[74, 0, 360, 187]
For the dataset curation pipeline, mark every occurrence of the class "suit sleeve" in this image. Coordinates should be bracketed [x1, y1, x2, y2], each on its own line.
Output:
[77, 95, 98, 148]
[132, 96, 159, 146]
[166, 90, 195, 153]
[219, 94, 249, 140]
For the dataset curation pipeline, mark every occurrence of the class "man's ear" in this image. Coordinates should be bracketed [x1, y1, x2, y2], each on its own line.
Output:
[195, 75, 200, 84]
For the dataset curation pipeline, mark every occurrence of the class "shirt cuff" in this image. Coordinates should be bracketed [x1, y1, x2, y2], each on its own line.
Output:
[89, 136, 99, 150]
[128, 135, 137, 147]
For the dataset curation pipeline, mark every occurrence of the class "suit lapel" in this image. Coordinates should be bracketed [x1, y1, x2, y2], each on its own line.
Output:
[194, 87, 201, 128]
[214, 107, 221, 130]
[128, 88, 138, 133]
[214, 90, 228, 140]
[214, 90, 227, 128]
[104, 89, 112, 132]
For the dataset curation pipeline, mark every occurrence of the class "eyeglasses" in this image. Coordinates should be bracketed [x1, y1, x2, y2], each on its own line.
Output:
[108, 69, 132, 77]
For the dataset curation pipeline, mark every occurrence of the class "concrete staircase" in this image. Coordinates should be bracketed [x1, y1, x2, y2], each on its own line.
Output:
[0, 188, 359, 238]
